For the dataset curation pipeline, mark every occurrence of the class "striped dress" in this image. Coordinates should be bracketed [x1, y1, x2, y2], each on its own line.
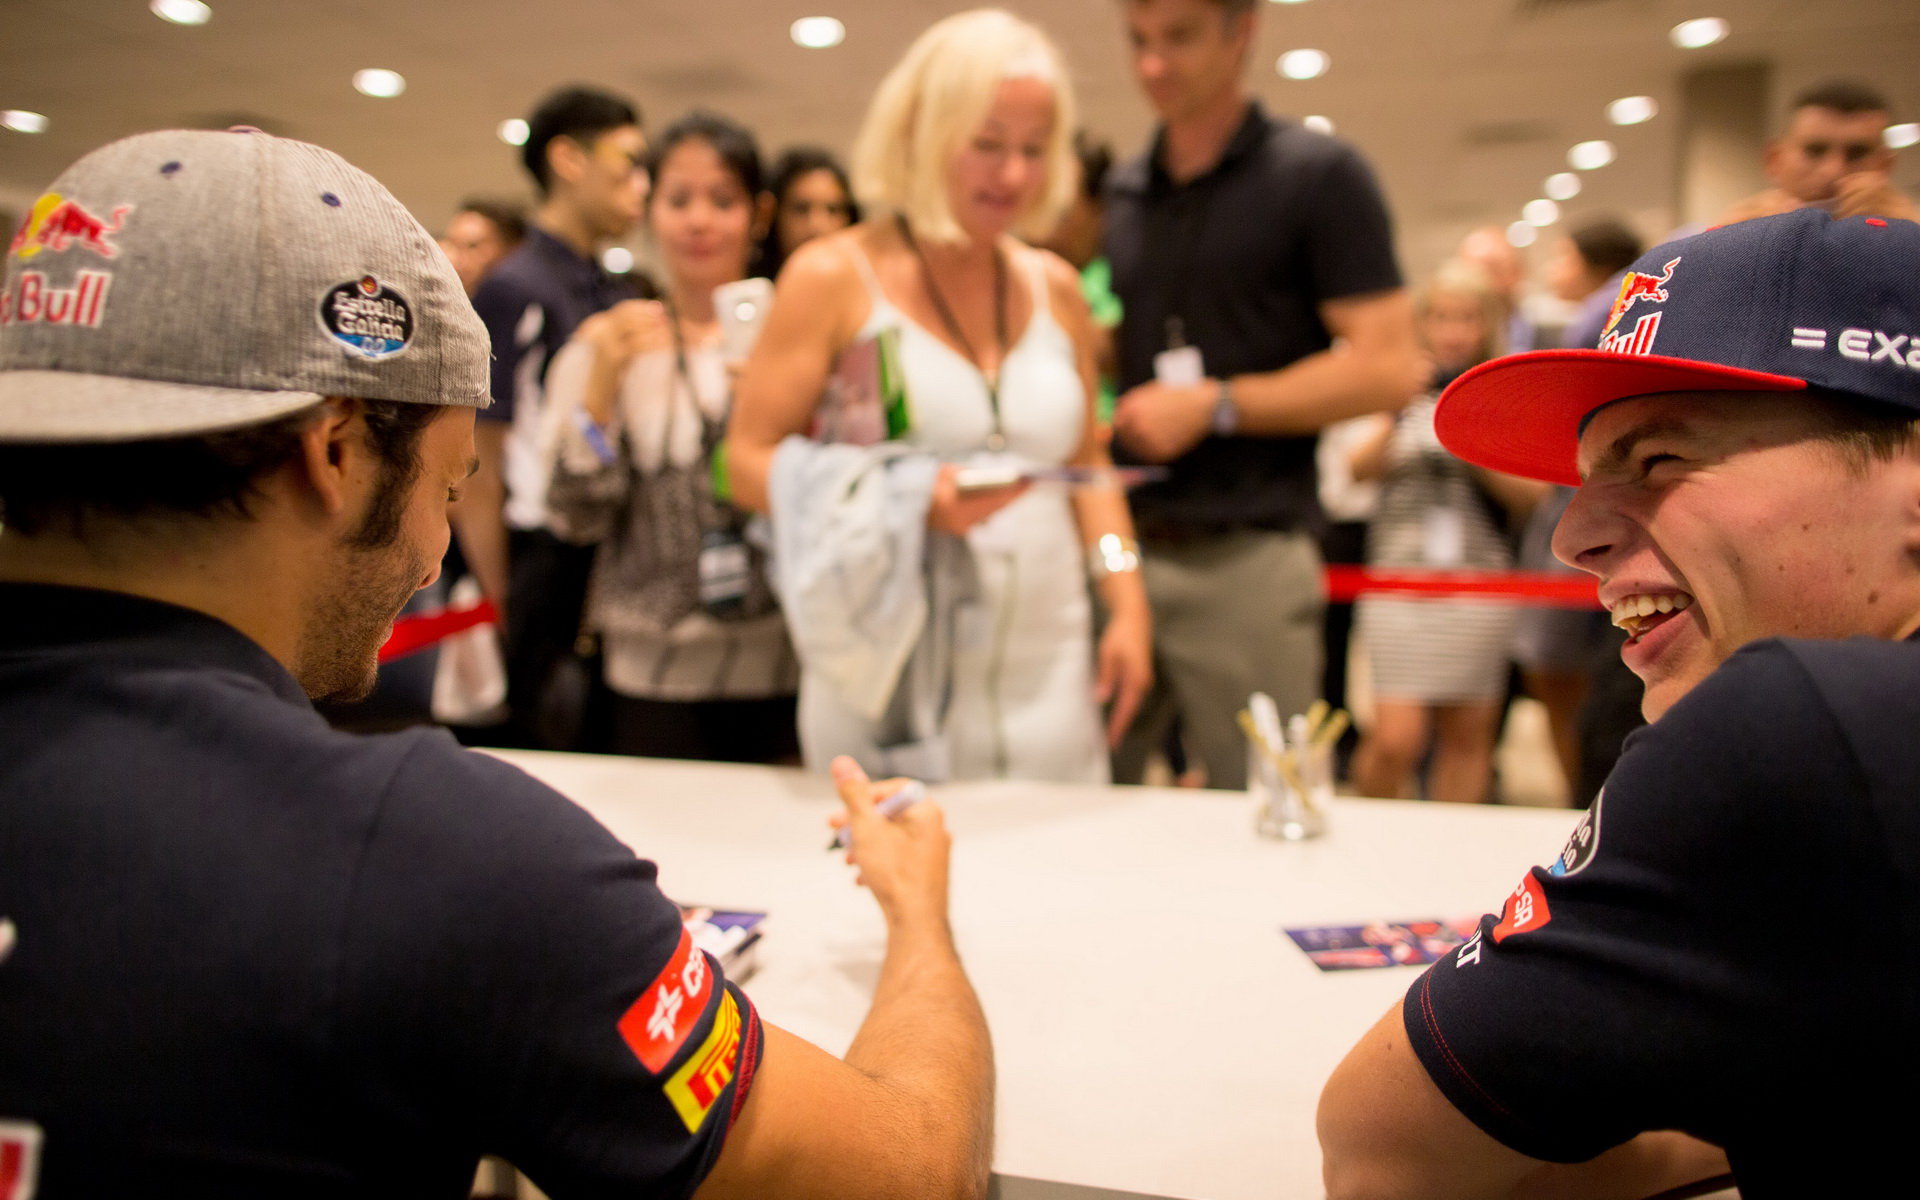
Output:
[1354, 395, 1517, 703]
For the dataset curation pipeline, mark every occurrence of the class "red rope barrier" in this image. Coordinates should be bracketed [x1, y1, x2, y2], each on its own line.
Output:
[1323, 565, 1602, 609]
[378, 597, 499, 662]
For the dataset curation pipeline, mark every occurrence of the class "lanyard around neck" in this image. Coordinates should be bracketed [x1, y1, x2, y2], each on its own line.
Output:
[664, 294, 725, 456]
[898, 214, 1009, 452]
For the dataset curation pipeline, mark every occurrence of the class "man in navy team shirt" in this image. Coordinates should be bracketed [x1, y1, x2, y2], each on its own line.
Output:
[0, 127, 989, 1200]
[1320, 210, 1920, 1196]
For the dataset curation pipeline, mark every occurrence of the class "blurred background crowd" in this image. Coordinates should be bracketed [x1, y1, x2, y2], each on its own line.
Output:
[6, 0, 1914, 808]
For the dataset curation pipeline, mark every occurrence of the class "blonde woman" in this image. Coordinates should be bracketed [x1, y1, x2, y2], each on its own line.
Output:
[728, 9, 1151, 782]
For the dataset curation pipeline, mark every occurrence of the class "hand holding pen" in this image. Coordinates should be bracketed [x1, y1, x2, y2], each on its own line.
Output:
[825, 757, 951, 926]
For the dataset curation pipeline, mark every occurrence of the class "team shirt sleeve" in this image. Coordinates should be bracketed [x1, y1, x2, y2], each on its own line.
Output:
[338, 737, 762, 1198]
[1401, 640, 1890, 1162]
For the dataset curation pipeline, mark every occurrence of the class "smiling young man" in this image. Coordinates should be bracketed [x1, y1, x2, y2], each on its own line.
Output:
[0, 129, 991, 1200]
[1317, 210, 1920, 1197]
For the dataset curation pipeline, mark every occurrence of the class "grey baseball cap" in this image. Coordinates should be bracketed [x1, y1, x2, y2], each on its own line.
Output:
[0, 127, 489, 441]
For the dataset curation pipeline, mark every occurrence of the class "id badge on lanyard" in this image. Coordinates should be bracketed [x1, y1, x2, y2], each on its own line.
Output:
[698, 528, 752, 616]
[1153, 317, 1204, 385]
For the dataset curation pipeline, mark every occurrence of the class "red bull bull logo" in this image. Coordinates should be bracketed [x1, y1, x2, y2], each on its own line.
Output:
[1600, 256, 1680, 341]
[9, 193, 132, 261]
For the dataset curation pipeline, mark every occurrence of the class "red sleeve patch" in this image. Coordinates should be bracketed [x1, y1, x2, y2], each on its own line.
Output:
[0, 1119, 43, 1200]
[1490, 872, 1552, 943]
[617, 927, 716, 1073]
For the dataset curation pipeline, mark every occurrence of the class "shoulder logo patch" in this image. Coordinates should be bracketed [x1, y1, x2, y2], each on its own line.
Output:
[618, 927, 715, 1073]
[1548, 792, 1602, 878]
[665, 991, 743, 1133]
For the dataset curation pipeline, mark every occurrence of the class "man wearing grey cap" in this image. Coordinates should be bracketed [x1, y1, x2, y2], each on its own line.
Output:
[1318, 210, 1920, 1196]
[0, 129, 989, 1199]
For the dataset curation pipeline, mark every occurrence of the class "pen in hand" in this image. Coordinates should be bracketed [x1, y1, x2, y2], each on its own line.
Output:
[827, 779, 929, 851]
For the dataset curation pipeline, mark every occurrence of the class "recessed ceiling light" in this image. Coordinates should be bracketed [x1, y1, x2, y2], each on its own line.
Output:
[497, 118, 529, 147]
[1545, 172, 1582, 201]
[1607, 96, 1658, 126]
[601, 247, 635, 274]
[790, 17, 846, 49]
[353, 69, 406, 99]
[1302, 115, 1334, 135]
[150, 0, 211, 25]
[1885, 123, 1920, 150]
[1568, 139, 1616, 171]
[1669, 18, 1728, 50]
[1505, 221, 1538, 249]
[1523, 199, 1561, 228]
[1276, 49, 1330, 81]
[1, 110, 49, 134]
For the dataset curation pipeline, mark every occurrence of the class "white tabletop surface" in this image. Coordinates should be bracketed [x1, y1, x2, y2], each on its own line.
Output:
[490, 751, 1584, 1200]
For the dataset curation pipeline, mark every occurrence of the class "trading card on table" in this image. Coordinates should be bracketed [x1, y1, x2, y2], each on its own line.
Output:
[1285, 918, 1479, 972]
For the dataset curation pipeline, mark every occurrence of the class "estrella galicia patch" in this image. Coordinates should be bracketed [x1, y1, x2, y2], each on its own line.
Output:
[1547, 790, 1602, 877]
[320, 274, 413, 359]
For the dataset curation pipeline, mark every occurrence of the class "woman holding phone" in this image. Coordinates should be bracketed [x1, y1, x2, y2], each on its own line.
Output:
[727, 10, 1151, 782]
[542, 109, 798, 762]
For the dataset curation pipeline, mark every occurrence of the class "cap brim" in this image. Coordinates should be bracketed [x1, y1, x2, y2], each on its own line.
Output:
[0, 370, 324, 441]
[1434, 350, 1808, 486]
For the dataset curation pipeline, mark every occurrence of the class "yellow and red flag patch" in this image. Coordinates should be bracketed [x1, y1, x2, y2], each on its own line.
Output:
[664, 991, 744, 1133]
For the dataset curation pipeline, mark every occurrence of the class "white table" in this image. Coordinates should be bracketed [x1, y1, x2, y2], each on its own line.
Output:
[491, 752, 1582, 1200]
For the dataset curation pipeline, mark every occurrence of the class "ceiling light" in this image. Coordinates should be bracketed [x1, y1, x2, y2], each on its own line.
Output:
[1886, 123, 1920, 150]
[790, 17, 846, 49]
[1523, 199, 1561, 227]
[1544, 172, 1582, 201]
[352, 69, 406, 99]
[1, 110, 49, 134]
[1505, 221, 1538, 249]
[1276, 49, 1330, 81]
[150, 0, 211, 25]
[1568, 139, 1616, 171]
[1669, 18, 1728, 50]
[1302, 115, 1334, 135]
[497, 118, 529, 146]
[1607, 96, 1658, 126]
[601, 247, 635, 275]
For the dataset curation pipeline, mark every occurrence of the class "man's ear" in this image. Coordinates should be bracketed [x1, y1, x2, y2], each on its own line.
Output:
[548, 135, 589, 190]
[294, 397, 362, 519]
[1897, 436, 1920, 561]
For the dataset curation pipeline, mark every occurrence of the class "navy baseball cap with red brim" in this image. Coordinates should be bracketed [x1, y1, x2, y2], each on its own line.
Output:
[1435, 209, 1920, 486]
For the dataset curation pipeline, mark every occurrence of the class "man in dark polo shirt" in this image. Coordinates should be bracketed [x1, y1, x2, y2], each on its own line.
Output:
[0, 127, 990, 1200]
[1319, 211, 1920, 1196]
[1106, 0, 1423, 788]
[457, 85, 649, 749]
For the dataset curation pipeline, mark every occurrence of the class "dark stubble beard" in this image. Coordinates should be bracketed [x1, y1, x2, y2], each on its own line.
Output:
[295, 535, 430, 703]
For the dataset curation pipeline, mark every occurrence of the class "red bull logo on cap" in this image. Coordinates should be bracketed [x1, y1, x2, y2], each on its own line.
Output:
[8, 193, 132, 261]
[1600, 256, 1680, 343]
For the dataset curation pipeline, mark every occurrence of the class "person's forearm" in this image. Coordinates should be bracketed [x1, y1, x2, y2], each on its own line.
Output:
[1071, 486, 1148, 619]
[725, 433, 776, 514]
[1229, 341, 1422, 436]
[451, 425, 511, 620]
[1511, 1132, 1731, 1200]
[843, 915, 994, 1197]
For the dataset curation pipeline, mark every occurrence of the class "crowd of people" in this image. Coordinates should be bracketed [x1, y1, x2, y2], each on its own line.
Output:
[3, 0, 1917, 1195]
[408, 4, 1913, 811]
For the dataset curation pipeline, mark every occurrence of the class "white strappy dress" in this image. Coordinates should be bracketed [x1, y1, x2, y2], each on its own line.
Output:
[803, 249, 1108, 782]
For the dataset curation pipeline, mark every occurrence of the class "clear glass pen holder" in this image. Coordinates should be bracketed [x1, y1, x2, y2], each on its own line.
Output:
[1252, 741, 1330, 841]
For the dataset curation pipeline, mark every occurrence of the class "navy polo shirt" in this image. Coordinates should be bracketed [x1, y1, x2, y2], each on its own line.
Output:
[0, 584, 758, 1198]
[1104, 102, 1403, 533]
[1406, 634, 1920, 1195]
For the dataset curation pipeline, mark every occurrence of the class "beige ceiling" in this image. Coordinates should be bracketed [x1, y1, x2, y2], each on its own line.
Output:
[4, 0, 1917, 282]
